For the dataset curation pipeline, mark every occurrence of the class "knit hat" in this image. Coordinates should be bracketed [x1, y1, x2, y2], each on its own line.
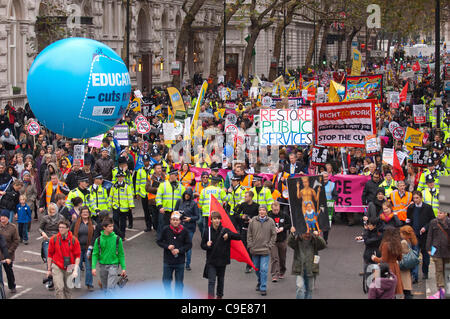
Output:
[0, 210, 9, 218]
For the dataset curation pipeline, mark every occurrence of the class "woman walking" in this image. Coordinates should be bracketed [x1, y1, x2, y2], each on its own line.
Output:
[399, 225, 418, 299]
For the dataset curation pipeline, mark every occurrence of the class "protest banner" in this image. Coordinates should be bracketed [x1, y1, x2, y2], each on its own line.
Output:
[73, 144, 84, 167]
[392, 126, 406, 141]
[311, 145, 328, 166]
[88, 134, 103, 148]
[262, 96, 272, 108]
[404, 127, 424, 154]
[270, 97, 305, 108]
[388, 91, 399, 104]
[413, 104, 426, 124]
[365, 134, 379, 156]
[351, 49, 362, 76]
[163, 122, 176, 143]
[313, 99, 377, 147]
[330, 175, 371, 213]
[167, 87, 185, 114]
[259, 108, 313, 146]
[287, 176, 329, 235]
[344, 74, 383, 102]
[412, 147, 429, 167]
[396, 150, 408, 166]
[113, 124, 129, 146]
[382, 148, 394, 166]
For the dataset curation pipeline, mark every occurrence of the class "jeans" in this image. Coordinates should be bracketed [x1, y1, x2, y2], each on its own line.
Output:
[42, 240, 49, 263]
[296, 270, 313, 299]
[18, 222, 29, 241]
[411, 245, 430, 281]
[198, 216, 208, 236]
[207, 265, 226, 298]
[80, 248, 93, 287]
[252, 255, 269, 292]
[162, 263, 185, 298]
[7, 210, 14, 223]
[185, 231, 194, 267]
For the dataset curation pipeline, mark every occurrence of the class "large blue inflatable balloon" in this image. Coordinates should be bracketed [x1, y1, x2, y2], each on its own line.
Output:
[27, 38, 131, 138]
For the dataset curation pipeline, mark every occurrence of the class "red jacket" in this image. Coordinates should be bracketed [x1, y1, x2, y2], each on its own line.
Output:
[48, 231, 81, 270]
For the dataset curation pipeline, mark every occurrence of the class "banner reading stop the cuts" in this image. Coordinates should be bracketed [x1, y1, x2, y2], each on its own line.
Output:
[259, 108, 313, 146]
[313, 99, 377, 147]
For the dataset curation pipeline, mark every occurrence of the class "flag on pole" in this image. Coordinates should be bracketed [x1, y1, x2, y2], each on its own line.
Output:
[208, 195, 258, 271]
[167, 106, 174, 123]
[399, 82, 408, 103]
[190, 81, 208, 137]
[412, 61, 421, 72]
[167, 87, 185, 114]
[392, 150, 405, 181]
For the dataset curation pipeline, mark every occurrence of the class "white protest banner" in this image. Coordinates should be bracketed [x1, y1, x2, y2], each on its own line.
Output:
[114, 125, 129, 146]
[389, 92, 400, 104]
[313, 100, 376, 147]
[259, 108, 313, 146]
[413, 104, 426, 124]
[136, 119, 151, 135]
[396, 150, 408, 166]
[392, 126, 406, 141]
[301, 89, 308, 100]
[163, 123, 176, 142]
[365, 134, 379, 155]
[388, 121, 400, 133]
[383, 148, 394, 166]
[230, 90, 238, 100]
[27, 121, 40, 136]
[73, 145, 85, 167]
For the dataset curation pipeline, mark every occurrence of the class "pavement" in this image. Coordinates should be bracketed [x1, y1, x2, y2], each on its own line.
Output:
[1, 208, 430, 299]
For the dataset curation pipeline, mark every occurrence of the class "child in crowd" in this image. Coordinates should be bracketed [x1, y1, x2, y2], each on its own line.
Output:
[15, 194, 32, 244]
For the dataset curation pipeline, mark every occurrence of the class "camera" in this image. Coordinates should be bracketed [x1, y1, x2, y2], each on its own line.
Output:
[117, 274, 128, 288]
[43, 276, 54, 290]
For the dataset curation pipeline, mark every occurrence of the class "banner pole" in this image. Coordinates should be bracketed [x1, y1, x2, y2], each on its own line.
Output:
[341, 148, 347, 174]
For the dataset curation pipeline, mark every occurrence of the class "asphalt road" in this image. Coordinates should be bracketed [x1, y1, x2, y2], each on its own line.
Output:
[2, 213, 426, 299]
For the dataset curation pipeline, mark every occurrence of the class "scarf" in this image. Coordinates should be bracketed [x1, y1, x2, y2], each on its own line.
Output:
[170, 224, 184, 234]
[380, 212, 394, 222]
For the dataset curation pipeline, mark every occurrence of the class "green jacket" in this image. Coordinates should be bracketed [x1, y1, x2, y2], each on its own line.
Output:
[91, 231, 126, 270]
[287, 233, 326, 277]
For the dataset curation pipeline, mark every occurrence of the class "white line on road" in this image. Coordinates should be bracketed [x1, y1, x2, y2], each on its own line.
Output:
[125, 231, 144, 242]
[127, 228, 140, 232]
[24, 250, 41, 256]
[14, 264, 47, 274]
[36, 236, 43, 240]
[10, 288, 32, 299]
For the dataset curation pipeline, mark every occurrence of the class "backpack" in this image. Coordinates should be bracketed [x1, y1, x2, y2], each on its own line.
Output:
[96, 235, 120, 259]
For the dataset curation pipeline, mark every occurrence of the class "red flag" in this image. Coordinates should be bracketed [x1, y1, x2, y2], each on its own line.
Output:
[427, 64, 431, 75]
[399, 82, 408, 103]
[412, 61, 421, 72]
[400, 64, 404, 71]
[392, 150, 405, 181]
[209, 195, 258, 271]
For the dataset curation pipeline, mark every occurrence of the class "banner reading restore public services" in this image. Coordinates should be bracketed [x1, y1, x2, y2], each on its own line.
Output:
[313, 99, 377, 147]
[259, 108, 313, 146]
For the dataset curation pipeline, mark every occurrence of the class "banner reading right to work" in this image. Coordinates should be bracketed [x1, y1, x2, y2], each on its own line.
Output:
[313, 99, 377, 147]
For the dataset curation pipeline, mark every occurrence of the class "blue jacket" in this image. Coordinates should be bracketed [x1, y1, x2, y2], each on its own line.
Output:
[16, 203, 32, 223]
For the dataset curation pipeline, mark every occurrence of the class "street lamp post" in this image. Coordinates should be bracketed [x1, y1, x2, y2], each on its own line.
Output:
[126, 0, 130, 70]
[283, 3, 286, 76]
[435, 0, 441, 129]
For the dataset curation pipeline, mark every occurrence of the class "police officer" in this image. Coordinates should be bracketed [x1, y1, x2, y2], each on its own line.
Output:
[110, 169, 135, 237]
[88, 174, 110, 221]
[209, 163, 224, 189]
[417, 158, 440, 191]
[155, 169, 185, 235]
[150, 150, 169, 175]
[136, 153, 153, 232]
[228, 176, 246, 227]
[250, 176, 274, 212]
[422, 174, 439, 216]
[65, 175, 92, 211]
[198, 176, 229, 235]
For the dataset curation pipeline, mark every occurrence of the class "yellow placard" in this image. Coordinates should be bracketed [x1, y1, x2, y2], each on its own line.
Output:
[167, 87, 185, 114]
[351, 49, 362, 76]
[404, 127, 424, 154]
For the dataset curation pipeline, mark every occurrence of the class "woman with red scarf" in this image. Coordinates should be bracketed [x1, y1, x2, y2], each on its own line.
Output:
[379, 201, 403, 232]
[156, 211, 192, 298]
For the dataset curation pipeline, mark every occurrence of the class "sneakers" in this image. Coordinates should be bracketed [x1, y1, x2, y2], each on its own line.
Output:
[255, 284, 260, 291]
[423, 274, 429, 280]
[186, 265, 191, 271]
[87, 285, 94, 292]
[439, 288, 446, 299]
[10, 288, 16, 294]
[279, 274, 285, 280]
[24, 240, 28, 245]
[428, 291, 441, 299]
[245, 266, 252, 273]
[260, 290, 267, 296]
[272, 277, 278, 282]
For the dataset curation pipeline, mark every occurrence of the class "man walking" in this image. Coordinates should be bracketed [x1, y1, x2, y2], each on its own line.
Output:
[247, 206, 276, 296]
[46, 220, 81, 299]
[91, 217, 126, 293]
[201, 211, 240, 299]
[0, 210, 19, 293]
[268, 201, 291, 282]
[156, 211, 192, 298]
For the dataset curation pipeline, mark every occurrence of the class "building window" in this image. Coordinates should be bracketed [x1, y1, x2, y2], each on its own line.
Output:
[8, 2, 18, 88]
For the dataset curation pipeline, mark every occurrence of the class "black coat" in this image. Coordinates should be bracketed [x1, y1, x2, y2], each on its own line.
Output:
[65, 169, 84, 190]
[0, 185, 19, 211]
[406, 203, 435, 249]
[284, 161, 306, 175]
[175, 189, 200, 234]
[268, 211, 291, 242]
[201, 224, 240, 267]
[157, 225, 192, 265]
[362, 177, 383, 205]
[362, 227, 382, 264]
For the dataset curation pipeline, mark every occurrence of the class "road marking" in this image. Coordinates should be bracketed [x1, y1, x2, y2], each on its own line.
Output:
[24, 250, 41, 256]
[10, 288, 32, 299]
[36, 236, 43, 240]
[14, 264, 47, 274]
[125, 231, 144, 242]
[127, 228, 140, 232]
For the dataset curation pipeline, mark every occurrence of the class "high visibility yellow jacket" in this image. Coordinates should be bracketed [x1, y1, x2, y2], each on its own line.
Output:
[110, 182, 135, 212]
[250, 186, 274, 211]
[199, 185, 229, 217]
[88, 184, 110, 214]
[155, 181, 185, 212]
